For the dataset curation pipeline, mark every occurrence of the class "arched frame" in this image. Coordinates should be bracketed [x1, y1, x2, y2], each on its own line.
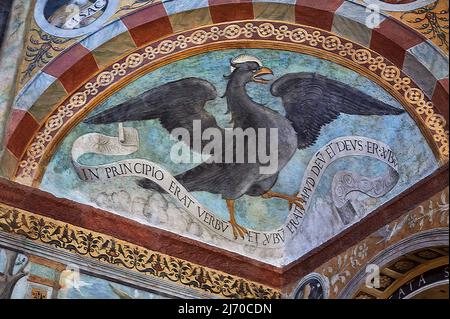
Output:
[338, 227, 449, 298]
[11, 20, 449, 186]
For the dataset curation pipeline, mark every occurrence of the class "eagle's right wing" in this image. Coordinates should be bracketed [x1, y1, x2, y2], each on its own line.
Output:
[84, 77, 220, 153]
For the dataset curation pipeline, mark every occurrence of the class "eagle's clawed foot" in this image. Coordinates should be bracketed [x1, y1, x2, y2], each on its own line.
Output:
[226, 199, 248, 240]
[262, 191, 305, 210]
[230, 220, 249, 240]
[288, 194, 305, 210]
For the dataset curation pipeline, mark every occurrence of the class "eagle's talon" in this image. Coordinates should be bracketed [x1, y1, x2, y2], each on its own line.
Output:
[262, 191, 305, 210]
[230, 221, 248, 240]
[226, 199, 248, 240]
[289, 195, 305, 210]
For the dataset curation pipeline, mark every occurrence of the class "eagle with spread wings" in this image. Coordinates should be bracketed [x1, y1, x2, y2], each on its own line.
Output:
[85, 55, 404, 239]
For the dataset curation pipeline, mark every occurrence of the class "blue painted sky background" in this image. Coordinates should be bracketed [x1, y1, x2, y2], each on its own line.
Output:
[41, 48, 438, 231]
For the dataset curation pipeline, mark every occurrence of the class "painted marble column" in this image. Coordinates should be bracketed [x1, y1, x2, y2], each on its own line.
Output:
[0, 0, 32, 175]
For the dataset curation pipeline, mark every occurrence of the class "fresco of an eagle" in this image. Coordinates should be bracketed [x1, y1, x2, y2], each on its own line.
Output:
[85, 55, 405, 239]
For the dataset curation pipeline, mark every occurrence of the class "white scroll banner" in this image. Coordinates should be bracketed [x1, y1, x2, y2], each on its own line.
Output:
[72, 128, 399, 248]
[331, 168, 399, 225]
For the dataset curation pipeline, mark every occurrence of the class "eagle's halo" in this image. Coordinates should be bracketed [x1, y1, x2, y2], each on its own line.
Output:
[229, 54, 263, 72]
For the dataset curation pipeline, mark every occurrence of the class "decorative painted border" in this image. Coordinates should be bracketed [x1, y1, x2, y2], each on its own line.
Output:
[13, 0, 448, 110]
[10, 20, 448, 186]
[4, 0, 448, 179]
[34, 0, 121, 38]
[0, 202, 281, 299]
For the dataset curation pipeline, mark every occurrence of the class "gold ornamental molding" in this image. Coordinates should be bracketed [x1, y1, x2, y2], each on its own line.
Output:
[13, 21, 449, 186]
[0, 202, 281, 299]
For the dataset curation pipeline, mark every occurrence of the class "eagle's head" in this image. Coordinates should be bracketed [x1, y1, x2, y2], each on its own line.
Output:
[227, 55, 273, 84]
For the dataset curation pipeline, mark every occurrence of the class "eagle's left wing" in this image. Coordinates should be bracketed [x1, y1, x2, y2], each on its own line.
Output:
[271, 73, 405, 149]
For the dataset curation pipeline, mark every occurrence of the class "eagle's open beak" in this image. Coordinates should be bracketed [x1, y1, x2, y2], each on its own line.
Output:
[252, 67, 273, 83]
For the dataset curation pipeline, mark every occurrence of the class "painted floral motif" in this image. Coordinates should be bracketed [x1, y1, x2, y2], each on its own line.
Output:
[401, 1, 449, 50]
[21, 29, 70, 83]
[0, 204, 281, 299]
[377, 189, 448, 244]
[322, 243, 369, 295]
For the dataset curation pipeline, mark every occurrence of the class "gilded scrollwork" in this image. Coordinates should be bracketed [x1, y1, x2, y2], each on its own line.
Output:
[0, 203, 281, 299]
